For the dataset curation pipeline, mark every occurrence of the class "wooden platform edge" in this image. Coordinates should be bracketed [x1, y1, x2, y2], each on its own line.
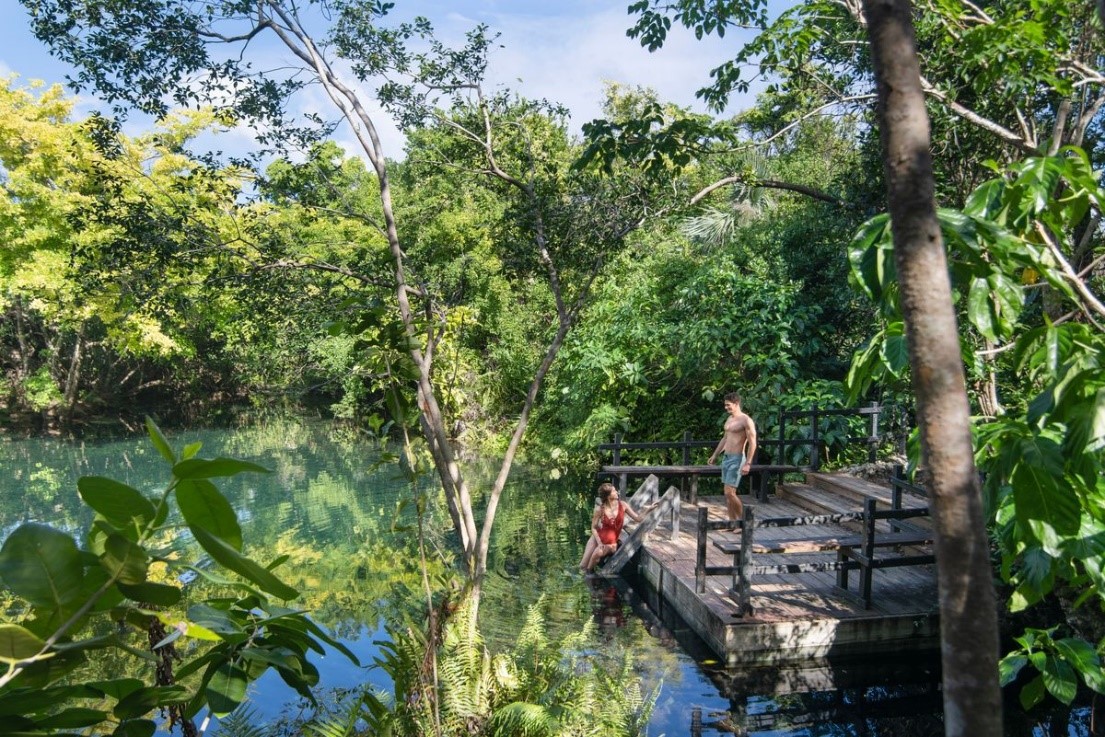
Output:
[635, 545, 941, 666]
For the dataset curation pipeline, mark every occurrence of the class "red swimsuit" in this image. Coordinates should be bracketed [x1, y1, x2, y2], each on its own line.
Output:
[597, 502, 625, 545]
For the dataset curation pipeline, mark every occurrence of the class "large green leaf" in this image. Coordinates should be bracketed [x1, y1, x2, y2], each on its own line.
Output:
[0, 685, 101, 716]
[239, 646, 297, 671]
[1011, 436, 1080, 542]
[185, 604, 246, 640]
[11, 647, 86, 691]
[1062, 385, 1105, 456]
[175, 479, 242, 551]
[878, 322, 909, 377]
[1040, 654, 1078, 705]
[101, 534, 149, 585]
[0, 624, 46, 664]
[206, 663, 249, 717]
[1019, 674, 1046, 710]
[188, 526, 298, 600]
[1053, 638, 1100, 676]
[77, 477, 157, 531]
[967, 277, 996, 341]
[116, 581, 181, 606]
[145, 417, 175, 463]
[112, 686, 189, 720]
[999, 653, 1028, 687]
[36, 707, 109, 729]
[87, 678, 144, 701]
[173, 458, 270, 479]
[847, 214, 893, 302]
[0, 523, 85, 612]
[113, 719, 157, 737]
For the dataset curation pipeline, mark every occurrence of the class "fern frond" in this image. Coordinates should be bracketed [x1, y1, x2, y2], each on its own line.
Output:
[486, 701, 558, 737]
[217, 707, 269, 737]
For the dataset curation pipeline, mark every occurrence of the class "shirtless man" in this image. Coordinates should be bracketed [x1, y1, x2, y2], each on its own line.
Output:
[707, 392, 758, 527]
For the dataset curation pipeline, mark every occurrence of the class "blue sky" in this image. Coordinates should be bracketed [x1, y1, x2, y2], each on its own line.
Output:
[0, 1, 784, 156]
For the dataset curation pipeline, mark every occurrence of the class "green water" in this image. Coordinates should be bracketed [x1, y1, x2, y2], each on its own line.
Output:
[3, 420, 1085, 735]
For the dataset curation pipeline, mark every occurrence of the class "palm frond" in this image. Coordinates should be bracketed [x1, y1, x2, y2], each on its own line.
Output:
[682, 206, 738, 246]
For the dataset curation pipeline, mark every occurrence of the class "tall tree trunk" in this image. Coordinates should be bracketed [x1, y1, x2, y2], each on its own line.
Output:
[861, 1, 1003, 735]
[62, 326, 84, 425]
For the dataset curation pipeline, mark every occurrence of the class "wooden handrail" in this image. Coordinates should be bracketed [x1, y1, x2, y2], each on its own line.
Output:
[695, 496, 934, 611]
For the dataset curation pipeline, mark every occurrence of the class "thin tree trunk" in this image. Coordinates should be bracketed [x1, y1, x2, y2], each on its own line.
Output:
[63, 326, 84, 424]
[14, 298, 31, 383]
[861, 1, 1003, 735]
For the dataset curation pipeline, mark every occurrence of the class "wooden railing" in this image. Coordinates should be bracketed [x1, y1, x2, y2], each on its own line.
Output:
[694, 499, 934, 613]
[597, 402, 891, 500]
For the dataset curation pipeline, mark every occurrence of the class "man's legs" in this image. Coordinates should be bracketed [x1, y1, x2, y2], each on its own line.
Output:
[721, 452, 745, 527]
[724, 484, 743, 527]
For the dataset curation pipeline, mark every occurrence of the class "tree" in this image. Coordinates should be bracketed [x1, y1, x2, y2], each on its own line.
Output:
[610, 1, 1002, 734]
[860, 1, 1001, 733]
[18, 1, 659, 597]
[0, 79, 253, 428]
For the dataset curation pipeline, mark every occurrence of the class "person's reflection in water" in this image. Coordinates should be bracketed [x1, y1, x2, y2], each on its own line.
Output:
[587, 577, 626, 639]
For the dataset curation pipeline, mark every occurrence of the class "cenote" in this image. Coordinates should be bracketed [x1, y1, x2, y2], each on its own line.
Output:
[0, 420, 1092, 735]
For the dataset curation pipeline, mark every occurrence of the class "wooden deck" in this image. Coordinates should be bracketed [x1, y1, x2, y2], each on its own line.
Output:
[618, 472, 939, 666]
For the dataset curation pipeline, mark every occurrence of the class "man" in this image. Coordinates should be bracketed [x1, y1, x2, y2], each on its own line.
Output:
[707, 392, 758, 528]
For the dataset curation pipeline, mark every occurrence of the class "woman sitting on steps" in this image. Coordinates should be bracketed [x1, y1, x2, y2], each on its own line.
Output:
[579, 482, 659, 572]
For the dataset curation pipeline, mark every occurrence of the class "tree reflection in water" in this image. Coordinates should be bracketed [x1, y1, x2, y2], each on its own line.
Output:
[1, 420, 1099, 735]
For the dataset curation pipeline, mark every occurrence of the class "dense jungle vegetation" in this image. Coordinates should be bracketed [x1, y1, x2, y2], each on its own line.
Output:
[3, 0, 1105, 735]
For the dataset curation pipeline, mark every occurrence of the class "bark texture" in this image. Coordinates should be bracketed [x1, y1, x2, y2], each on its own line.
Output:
[861, 1, 1003, 735]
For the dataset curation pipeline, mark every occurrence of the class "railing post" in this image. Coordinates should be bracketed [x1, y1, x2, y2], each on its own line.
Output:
[736, 506, 754, 615]
[810, 409, 821, 470]
[612, 433, 622, 465]
[695, 506, 708, 594]
[868, 401, 880, 463]
[890, 463, 903, 533]
[778, 408, 786, 465]
[682, 430, 692, 498]
[862, 498, 876, 608]
[670, 490, 681, 540]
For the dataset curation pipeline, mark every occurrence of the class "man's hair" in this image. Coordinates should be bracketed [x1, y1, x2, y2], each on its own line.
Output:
[724, 392, 742, 405]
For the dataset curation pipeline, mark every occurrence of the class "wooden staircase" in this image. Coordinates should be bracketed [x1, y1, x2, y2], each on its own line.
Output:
[779, 472, 931, 533]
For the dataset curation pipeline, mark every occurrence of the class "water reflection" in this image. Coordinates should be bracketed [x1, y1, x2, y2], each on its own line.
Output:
[1, 420, 1095, 736]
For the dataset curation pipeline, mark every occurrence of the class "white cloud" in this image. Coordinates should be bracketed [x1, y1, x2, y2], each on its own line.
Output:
[463, 5, 764, 130]
[3, 0, 781, 164]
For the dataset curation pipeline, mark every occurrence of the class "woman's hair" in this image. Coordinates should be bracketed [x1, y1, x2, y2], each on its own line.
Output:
[597, 482, 618, 503]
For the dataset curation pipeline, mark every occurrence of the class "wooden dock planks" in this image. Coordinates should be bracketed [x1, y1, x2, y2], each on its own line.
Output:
[627, 474, 940, 666]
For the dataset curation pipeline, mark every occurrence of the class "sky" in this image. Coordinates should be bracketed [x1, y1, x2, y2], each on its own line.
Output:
[0, 0, 785, 159]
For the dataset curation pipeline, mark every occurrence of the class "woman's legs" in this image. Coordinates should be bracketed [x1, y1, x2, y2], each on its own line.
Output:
[583, 541, 616, 571]
[579, 534, 599, 571]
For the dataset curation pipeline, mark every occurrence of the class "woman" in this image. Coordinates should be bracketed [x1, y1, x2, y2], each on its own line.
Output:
[579, 482, 659, 572]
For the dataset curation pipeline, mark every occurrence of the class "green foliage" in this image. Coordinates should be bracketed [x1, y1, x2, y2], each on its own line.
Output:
[21, 365, 63, 411]
[540, 235, 830, 455]
[846, 146, 1105, 705]
[361, 596, 656, 737]
[0, 418, 350, 733]
[999, 627, 1105, 709]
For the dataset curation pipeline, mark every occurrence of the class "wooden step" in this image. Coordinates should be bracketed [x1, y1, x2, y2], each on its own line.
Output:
[777, 481, 920, 534]
[805, 473, 932, 534]
[806, 472, 928, 509]
[777, 482, 855, 516]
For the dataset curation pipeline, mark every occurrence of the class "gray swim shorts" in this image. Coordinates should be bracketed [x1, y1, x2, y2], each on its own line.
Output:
[722, 452, 745, 488]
